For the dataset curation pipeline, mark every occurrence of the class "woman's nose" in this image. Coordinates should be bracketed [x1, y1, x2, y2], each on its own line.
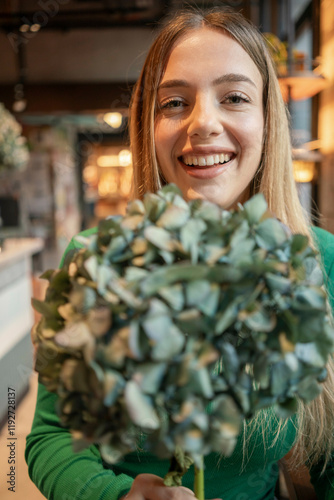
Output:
[187, 97, 223, 139]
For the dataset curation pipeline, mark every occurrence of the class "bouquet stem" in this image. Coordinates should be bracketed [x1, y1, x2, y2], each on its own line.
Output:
[194, 456, 205, 500]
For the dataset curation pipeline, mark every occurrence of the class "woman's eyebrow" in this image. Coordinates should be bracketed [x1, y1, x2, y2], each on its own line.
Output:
[158, 73, 256, 90]
[158, 79, 190, 90]
[213, 73, 257, 87]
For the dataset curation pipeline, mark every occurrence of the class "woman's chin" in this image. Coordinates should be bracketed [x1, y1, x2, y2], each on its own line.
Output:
[184, 186, 226, 207]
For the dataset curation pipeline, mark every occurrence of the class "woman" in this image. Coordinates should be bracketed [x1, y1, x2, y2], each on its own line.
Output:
[26, 8, 334, 500]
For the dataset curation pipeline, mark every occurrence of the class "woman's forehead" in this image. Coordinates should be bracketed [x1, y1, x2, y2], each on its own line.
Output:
[160, 27, 263, 90]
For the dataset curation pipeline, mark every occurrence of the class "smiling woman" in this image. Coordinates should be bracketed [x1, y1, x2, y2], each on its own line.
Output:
[25, 6, 334, 500]
[154, 28, 264, 208]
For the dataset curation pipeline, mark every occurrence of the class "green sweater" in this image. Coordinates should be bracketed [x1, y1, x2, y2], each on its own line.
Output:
[25, 226, 334, 500]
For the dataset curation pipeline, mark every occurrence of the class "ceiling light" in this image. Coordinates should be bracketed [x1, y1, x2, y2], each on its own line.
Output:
[103, 112, 123, 129]
[97, 155, 121, 167]
[19, 24, 30, 32]
[118, 149, 132, 167]
[293, 161, 315, 183]
[30, 24, 41, 33]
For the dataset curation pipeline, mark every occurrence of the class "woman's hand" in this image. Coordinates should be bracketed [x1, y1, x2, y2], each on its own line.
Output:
[122, 474, 222, 500]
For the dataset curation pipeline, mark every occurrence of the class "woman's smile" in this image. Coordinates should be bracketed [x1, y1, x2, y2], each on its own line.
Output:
[154, 27, 264, 208]
[178, 150, 236, 179]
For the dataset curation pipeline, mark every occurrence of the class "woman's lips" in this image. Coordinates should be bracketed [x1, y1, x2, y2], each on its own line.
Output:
[178, 154, 235, 179]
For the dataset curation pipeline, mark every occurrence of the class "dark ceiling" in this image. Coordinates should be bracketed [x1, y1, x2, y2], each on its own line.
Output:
[0, 1, 253, 31]
[0, 1, 263, 114]
[0, 0, 170, 30]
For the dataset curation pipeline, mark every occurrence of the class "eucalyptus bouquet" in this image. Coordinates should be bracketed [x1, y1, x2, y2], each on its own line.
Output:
[0, 103, 29, 173]
[33, 185, 334, 499]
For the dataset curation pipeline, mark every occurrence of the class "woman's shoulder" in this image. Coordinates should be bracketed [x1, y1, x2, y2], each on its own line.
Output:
[311, 226, 334, 310]
[312, 226, 334, 269]
[59, 226, 98, 267]
[72, 226, 98, 247]
[312, 225, 334, 247]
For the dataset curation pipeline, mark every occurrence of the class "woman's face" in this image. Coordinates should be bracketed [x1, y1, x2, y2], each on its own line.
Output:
[154, 27, 264, 208]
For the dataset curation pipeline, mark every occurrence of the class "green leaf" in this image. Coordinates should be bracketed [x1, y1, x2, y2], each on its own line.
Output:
[254, 354, 271, 387]
[192, 367, 214, 398]
[142, 299, 171, 338]
[242, 193, 268, 224]
[150, 321, 185, 361]
[103, 369, 125, 407]
[229, 220, 250, 248]
[105, 235, 129, 260]
[121, 214, 145, 231]
[274, 398, 299, 419]
[39, 269, 55, 281]
[129, 321, 149, 360]
[32, 298, 63, 319]
[193, 200, 222, 222]
[124, 266, 149, 282]
[265, 273, 291, 294]
[295, 342, 326, 367]
[186, 280, 212, 307]
[97, 264, 118, 294]
[221, 344, 239, 385]
[60, 359, 91, 393]
[297, 376, 322, 403]
[180, 219, 207, 263]
[109, 279, 143, 309]
[134, 363, 167, 394]
[125, 381, 160, 430]
[144, 226, 175, 252]
[156, 204, 190, 230]
[270, 362, 291, 396]
[198, 284, 220, 317]
[69, 285, 96, 313]
[211, 394, 242, 436]
[215, 299, 240, 334]
[159, 284, 184, 311]
[303, 257, 323, 286]
[292, 287, 326, 311]
[290, 234, 309, 254]
[143, 192, 166, 221]
[255, 218, 287, 250]
[126, 198, 145, 215]
[229, 238, 255, 265]
[84, 255, 99, 280]
[141, 264, 209, 297]
[243, 307, 276, 333]
[159, 183, 183, 198]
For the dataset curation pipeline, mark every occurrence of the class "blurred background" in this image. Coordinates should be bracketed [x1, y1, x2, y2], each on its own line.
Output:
[0, 1, 333, 498]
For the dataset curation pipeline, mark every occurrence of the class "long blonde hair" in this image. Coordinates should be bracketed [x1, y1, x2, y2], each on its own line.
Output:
[129, 7, 334, 469]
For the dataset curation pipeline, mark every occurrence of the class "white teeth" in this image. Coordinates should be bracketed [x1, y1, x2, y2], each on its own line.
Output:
[182, 153, 232, 166]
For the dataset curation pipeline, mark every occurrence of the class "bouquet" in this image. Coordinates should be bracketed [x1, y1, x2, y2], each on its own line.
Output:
[32, 185, 334, 499]
[0, 103, 29, 173]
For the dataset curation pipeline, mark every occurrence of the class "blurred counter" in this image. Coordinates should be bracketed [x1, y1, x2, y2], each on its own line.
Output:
[0, 238, 44, 426]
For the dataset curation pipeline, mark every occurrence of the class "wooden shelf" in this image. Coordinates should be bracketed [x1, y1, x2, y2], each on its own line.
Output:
[278, 71, 327, 101]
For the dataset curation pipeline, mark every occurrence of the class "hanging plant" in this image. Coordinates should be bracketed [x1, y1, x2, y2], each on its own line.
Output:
[0, 103, 29, 173]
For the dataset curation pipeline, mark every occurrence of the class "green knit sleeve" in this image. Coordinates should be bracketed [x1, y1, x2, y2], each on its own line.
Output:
[309, 227, 334, 498]
[25, 232, 133, 500]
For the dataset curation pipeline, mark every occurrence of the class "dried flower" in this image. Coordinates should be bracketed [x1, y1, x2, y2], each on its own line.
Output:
[33, 185, 334, 496]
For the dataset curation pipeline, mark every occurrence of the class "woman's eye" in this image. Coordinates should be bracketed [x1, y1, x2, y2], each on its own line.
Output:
[160, 99, 184, 109]
[224, 94, 249, 104]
